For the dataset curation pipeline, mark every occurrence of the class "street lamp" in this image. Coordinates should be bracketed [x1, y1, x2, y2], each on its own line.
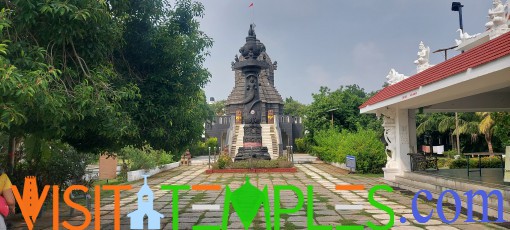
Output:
[450, 2, 464, 154]
[451, 2, 464, 32]
[326, 108, 339, 127]
[208, 147, 211, 169]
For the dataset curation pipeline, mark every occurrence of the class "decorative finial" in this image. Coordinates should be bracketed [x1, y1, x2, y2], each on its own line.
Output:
[248, 24, 256, 37]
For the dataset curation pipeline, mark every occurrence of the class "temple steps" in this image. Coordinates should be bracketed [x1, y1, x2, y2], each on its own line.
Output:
[229, 124, 280, 160]
[229, 124, 244, 157]
[261, 124, 279, 159]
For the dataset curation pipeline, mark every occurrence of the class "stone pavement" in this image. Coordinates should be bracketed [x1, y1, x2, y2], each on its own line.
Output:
[8, 162, 507, 229]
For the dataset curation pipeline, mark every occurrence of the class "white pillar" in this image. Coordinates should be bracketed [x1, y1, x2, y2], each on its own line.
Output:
[380, 108, 412, 181]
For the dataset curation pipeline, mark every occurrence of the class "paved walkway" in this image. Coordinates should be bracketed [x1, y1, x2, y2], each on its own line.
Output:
[8, 162, 506, 229]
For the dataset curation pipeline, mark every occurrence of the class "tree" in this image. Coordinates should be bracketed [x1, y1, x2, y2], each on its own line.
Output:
[494, 112, 510, 148]
[113, 0, 213, 153]
[209, 100, 226, 116]
[305, 85, 381, 137]
[477, 112, 496, 153]
[0, 0, 138, 170]
[283, 97, 307, 117]
[417, 112, 499, 153]
[1, 0, 213, 170]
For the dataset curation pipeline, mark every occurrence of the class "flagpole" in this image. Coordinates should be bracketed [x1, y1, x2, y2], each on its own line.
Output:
[249, 3, 255, 24]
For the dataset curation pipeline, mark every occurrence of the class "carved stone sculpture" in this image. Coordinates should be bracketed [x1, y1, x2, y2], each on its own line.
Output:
[414, 41, 433, 73]
[386, 68, 408, 85]
[381, 109, 397, 168]
[485, 0, 510, 39]
[455, 29, 481, 46]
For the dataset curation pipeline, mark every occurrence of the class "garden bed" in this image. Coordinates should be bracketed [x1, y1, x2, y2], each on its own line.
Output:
[205, 167, 297, 174]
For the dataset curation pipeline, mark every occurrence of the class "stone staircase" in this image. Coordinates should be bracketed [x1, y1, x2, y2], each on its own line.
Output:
[229, 124, 244, 157]
[390, 171, 510, 220]
[229, 124, 279, 159]
[261, 124, 279, 159]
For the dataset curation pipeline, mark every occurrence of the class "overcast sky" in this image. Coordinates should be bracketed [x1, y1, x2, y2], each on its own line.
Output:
[198, 0, 494, 104]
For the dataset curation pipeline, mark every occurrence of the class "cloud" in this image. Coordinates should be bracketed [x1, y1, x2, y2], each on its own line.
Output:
[305, 65, 334, 87]
[352, 42, 385, 67]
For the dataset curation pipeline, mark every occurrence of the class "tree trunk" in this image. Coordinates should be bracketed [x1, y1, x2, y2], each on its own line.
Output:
[486, 134, 494, 154]
[455, 112, 460, 155]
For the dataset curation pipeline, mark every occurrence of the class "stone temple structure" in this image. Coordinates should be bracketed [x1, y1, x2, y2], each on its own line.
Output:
[205, 24, 303, 159]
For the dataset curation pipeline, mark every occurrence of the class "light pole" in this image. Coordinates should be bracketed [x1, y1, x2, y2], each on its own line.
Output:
[326, 108, 339, 127]
[433, 46, 461, 156]
[208, 147, 211, 169]
[451, 2, 464, 32]
[452, 2, 465, 54]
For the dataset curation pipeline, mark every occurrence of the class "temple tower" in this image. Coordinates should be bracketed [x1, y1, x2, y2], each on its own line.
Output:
[227, 25, 284, 160]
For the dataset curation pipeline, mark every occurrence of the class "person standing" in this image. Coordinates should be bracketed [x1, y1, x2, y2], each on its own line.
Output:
[0, 171, 15, 230]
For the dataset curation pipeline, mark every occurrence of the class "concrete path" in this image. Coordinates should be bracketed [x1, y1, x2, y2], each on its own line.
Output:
[8, 162, 506, 229]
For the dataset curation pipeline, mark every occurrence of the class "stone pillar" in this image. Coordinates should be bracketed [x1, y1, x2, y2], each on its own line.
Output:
[380, 108, 412, 181]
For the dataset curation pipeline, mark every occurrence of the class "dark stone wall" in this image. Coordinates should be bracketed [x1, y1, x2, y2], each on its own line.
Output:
[205, 116, 231, 148]
[278, 115, 304, 150]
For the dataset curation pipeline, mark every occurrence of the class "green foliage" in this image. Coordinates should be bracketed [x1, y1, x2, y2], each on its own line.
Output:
[305, 85, 382, 139]
[212, 157, 293, 169]
[114, 0, 213, 153]
[205, 137, 218, 150]
[437, 158, 454, 168]
[189, 138, 218, 156]
[10, 140, 92, 189]
[1, 0, 212, 157]
[283, 97, 307, 117]
[312, 128, 386, 174]
[209, 100, 226, 116]
[295, 138, 309, 153]
[494, 112, 510, 148]
[119, 145, 173, 171]
[216, 153, 233, 169]
[443, 150, 458, 159]
[449, 156, 504, 169]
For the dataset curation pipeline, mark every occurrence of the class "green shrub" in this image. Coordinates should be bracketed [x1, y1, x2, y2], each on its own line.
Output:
[216, 153, 233, 169]
[437, 158, 454, 168]
[11, 140, 92, 189]
[295, 138, 308, 153]
[158, 151, 173, 165]
[189, 138, 218, 156]
[443, 150, 458, 159]
[312, 128, 386, 174]
[212, 157, 293, 169]
[120, 145, 173, 171]
[449, 156, 503, 169]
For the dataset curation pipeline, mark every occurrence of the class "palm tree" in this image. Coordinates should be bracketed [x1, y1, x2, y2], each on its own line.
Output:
[418, 112, 497, 154]
[477, 112, 496, 154]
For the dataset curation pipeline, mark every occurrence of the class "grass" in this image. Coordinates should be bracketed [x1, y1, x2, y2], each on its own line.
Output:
[339, 219, 358, 226]
[212, 157, 293, 169]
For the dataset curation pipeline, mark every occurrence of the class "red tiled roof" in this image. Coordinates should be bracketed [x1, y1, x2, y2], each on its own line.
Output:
[360, 31, 510, 109]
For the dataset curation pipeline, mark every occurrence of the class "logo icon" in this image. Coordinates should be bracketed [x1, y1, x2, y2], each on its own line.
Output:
[127, 176, 164, 229]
